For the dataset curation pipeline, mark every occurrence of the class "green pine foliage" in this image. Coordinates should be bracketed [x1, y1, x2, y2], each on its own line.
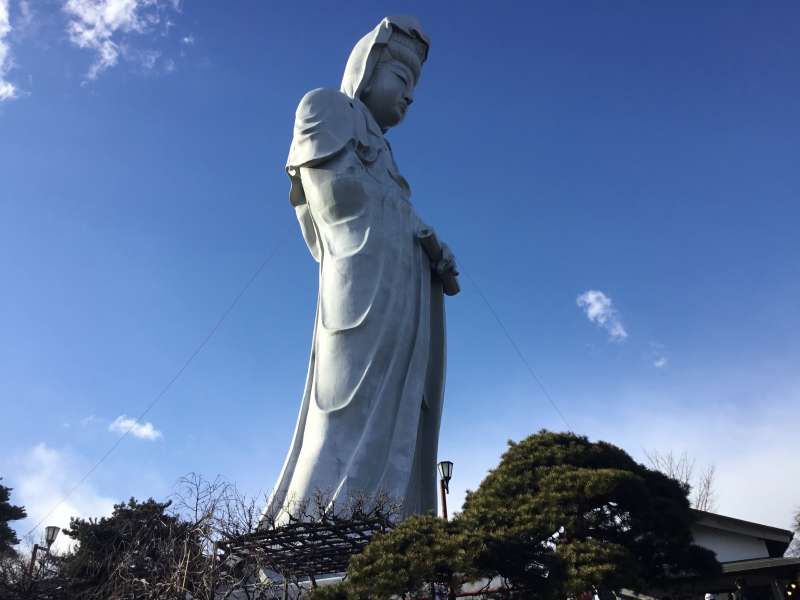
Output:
[306, 582, 354, 599]
[332, 431, 720, 599]
[460, 430, 721, 597]
[0, 479, 27, 557]
[348, 515, 476, 598]
[309, 515, 476, 600]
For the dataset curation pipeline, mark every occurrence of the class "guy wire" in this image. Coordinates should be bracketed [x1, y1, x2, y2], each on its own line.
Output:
[463, 270, 573, 431]
[25, 242, 283, 538]
[25, 242, 571, 537]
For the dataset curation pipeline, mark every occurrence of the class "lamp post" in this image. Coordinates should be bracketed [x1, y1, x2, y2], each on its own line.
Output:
[436, 461, 456, 600]
[437, 460, 453, 521]
[28, 526, 60, 577]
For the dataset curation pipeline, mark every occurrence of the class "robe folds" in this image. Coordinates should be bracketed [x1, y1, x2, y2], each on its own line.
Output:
[265, 84, 446, 523]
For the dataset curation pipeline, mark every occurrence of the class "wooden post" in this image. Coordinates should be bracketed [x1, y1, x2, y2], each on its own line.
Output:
[440, 479, 448, 521]
[27, 544, 40, 577]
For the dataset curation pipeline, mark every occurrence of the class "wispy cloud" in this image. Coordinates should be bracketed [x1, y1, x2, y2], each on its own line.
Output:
[650, 342, 668, 368]
[62, 0, 181, 80]
[0, 0, 18, 100]
[13, 444, 116, 552]
[576, 289, 628, 341]
[81, 414, 100, 427]
[180, 33, 193, 45]
[109, 414, 162, 440]
[17, 0, 33, 32]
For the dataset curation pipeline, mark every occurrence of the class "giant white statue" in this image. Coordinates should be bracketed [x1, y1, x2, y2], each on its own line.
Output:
[266, 15, 458, 523]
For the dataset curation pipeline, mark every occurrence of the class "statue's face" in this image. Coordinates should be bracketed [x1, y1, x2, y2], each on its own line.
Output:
[361, 59, 416, 130]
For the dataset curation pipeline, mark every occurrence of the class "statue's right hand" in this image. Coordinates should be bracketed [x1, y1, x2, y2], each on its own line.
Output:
[438, 242, 458, 276]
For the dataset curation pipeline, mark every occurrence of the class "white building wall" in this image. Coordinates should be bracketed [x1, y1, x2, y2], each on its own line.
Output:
[691, 524, 770, 563]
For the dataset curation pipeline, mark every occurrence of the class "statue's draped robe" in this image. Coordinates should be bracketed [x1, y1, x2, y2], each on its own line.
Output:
[265, 17, 444, 522]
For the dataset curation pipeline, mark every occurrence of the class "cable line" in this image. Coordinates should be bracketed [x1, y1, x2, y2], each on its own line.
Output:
[25, 244, 282, 538]
[26, 242, 570, 537]
[464, 270, 573, 431]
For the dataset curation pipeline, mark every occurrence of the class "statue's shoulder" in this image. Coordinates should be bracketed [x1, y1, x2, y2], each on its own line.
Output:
[296, 87, 353, 119]
[287, 88, 361, 171]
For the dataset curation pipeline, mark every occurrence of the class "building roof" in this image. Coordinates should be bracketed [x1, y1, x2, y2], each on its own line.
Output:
[721, 556, 800, 574]
[692, 509, 794, 544]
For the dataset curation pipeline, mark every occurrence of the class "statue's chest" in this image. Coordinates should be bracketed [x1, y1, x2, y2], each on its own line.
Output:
[360, 138, 411, 200]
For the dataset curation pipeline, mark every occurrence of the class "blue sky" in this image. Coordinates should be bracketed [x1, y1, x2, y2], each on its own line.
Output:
[2, 1, 799, 548]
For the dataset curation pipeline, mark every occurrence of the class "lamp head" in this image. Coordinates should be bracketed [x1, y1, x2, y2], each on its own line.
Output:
[44, 526, 60, 549]
[437, 460, 454, 492]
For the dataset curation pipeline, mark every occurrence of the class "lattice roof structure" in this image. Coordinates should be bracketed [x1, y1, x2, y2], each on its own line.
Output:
[218, 513, 395, 580]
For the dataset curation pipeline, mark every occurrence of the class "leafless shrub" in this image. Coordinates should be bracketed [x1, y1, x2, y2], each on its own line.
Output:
[0, 536, 68, 600]
[259, 487, 400, 530]
[3, 475, 399, 599]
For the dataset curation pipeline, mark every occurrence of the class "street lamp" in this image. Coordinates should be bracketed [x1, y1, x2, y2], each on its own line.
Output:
[28, 526, 60, 577]
[437, 460, 454, 521]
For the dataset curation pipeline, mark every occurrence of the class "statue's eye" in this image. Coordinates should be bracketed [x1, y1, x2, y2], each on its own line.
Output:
[394, 72, 408, 86]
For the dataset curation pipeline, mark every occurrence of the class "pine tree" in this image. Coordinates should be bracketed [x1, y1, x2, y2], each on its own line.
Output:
[62, 497, 207, 599]
[460, 430, 721, 597]
[321, 431, 720, 599]
[0, 479, 27, 557]
[309, 515, 476, 600]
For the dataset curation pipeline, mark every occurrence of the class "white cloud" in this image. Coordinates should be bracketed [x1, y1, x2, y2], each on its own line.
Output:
[13, 444, 116, 553]
[80, 414, 100, 426]
[120, 43, 160, 71]
[650, 342, 668, 368]
[576, 289, 628, 341]
[180, 34, 193, 45]
[581, 391, 800, 531]
[109, 414, 163, 440]
[17, 0, 32, 29]
[0, 0, 18, 100]
[62, 0, 181, 80]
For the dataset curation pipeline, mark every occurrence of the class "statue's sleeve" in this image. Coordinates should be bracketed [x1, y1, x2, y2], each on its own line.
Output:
[285, 88, 362, 262]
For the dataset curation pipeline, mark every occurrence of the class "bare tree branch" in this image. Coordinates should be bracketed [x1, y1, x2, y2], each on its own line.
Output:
[694, 465, 717, 512]
[645, 449, 717, 512]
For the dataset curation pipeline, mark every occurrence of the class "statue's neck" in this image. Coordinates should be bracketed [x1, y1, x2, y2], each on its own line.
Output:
[355, 96, 388, 138]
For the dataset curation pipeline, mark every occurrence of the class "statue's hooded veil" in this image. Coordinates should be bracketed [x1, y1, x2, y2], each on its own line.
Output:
[285, 16, 429, 259]
[340, 15, 430, 100]
[286, 15, 430, 173]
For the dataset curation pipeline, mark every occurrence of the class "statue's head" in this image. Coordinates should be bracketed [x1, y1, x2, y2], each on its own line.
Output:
[340, 16, 429, 131]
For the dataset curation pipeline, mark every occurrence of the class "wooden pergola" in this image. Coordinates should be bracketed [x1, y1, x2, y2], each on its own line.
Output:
[217, 513, 394, 584]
